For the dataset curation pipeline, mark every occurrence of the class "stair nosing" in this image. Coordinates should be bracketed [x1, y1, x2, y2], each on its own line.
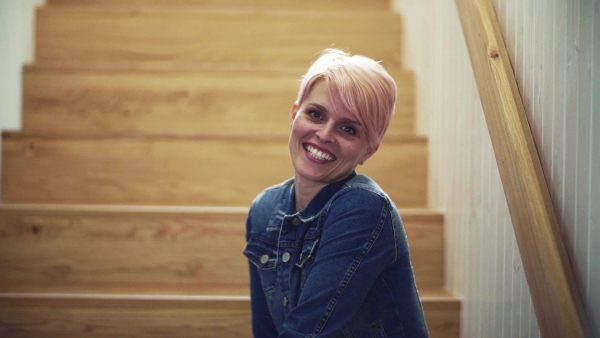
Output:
[0, 203, 250, 214]
[23, 63, 411, 74]
[2, 131, 427, 142]
[38, 6, 398, 18]
[0, 292, 458, 302]
[0, 293, 249, 302]
[0, 203, 440, 216]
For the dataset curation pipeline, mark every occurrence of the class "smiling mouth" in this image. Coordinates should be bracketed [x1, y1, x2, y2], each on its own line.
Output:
[304, 144, 336, 162]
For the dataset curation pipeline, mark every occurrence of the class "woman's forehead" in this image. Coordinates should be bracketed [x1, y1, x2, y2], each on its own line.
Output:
[303, 82, 353, 114]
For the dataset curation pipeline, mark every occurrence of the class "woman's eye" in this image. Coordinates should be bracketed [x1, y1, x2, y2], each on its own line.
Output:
[341, 126, 356, 135]
[308, 111, 322, 119]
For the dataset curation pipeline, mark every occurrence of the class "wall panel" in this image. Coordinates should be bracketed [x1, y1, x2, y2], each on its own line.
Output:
[394, 0, 598, 336]
[590, 0, 600, 330]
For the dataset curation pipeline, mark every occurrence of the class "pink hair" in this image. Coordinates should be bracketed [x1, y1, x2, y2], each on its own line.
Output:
[295, 49, 397, 150]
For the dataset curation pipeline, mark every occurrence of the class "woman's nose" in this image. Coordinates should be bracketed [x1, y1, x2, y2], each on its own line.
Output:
[316, 122, 335, 143]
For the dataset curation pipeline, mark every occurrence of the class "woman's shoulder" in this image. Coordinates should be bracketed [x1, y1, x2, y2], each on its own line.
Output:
[247, 178, 294, 228]
[340, 174, 390, 202]
[251, 178, 294, 207]
[325, 174, 394, 214]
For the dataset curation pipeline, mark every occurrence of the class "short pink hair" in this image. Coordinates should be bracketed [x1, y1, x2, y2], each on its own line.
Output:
[296, 49, 397, 150]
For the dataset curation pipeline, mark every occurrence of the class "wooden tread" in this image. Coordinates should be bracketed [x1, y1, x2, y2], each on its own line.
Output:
[46, 0, 391, 12]
[0, 205, 443, 292]
[22, 66, 415, 135]
[35, 7, 402, 70]
[0, 291, 459, 338]
[1, 132, 427, 207]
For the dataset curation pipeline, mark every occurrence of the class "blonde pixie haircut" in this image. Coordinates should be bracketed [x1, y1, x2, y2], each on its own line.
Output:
[295, 49, 397, 151]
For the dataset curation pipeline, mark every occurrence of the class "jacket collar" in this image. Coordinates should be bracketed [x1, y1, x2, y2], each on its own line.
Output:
[285, 171, 357, 220]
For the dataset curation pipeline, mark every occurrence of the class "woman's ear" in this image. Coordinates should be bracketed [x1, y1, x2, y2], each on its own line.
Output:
[359, 144, 379, 165]
[290, 102, 299, 123]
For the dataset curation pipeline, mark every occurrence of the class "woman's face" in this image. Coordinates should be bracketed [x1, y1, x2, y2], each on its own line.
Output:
[289, 80, 377, 188]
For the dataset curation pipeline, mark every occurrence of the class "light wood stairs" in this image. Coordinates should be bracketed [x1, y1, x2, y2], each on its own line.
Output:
[0, 1, 460, 337]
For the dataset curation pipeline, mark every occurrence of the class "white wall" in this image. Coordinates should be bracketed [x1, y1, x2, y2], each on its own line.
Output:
[394, 0, 599, 337]
[0, 0, 45, 195]
[0, 0, 44, 131]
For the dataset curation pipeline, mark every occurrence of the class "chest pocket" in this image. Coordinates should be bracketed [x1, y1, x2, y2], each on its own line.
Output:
[243, 235, 278, 294]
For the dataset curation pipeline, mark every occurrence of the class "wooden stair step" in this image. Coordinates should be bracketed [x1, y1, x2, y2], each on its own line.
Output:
[1, 133, 427, 207]
[0, 205, 442, 292]
[46, 0, 391, 12]
[35, 7, 402, 70]
[22, 66, 415, 135]
[0, 291, 460, 338]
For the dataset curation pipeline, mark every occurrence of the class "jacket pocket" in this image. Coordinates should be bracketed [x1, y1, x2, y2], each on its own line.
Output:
[243, 235, 278, 294]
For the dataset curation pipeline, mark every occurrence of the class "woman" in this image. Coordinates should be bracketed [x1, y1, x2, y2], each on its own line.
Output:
[243, 49, 428, 337]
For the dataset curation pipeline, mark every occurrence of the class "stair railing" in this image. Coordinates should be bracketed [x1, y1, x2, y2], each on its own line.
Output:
[454, 0, 588, 337]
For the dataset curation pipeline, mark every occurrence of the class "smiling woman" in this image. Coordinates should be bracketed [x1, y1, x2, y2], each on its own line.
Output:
[243, 49, 428, 337]
[289, 81, 377, 210]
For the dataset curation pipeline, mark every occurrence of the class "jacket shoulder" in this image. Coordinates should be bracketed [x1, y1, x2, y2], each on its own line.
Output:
[247, 178, 293, 231]
[251, 178, 293, 208]
[342, 174, 390, 202]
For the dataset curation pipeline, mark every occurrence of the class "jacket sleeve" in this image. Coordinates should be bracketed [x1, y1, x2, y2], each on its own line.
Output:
[279, 189, 397, 337]
[246, 205, 279, 337]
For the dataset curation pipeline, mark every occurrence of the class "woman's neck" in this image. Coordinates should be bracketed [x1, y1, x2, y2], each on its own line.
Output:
[294, 176, 327, 212]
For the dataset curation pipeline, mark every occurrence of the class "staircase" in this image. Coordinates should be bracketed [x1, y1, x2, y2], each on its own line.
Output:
[0, 1, 460, 337]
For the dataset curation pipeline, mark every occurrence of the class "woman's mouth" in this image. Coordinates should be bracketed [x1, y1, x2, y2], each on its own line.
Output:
[304, 144, 336, 162]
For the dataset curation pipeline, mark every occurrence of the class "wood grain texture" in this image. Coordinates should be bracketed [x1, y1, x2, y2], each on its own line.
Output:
[0, 295, 253, 338]
[0, 206, 249, 295]
[46, 0, 391, 12]
[21, 66, 415, 135]
[1, 1, 463, 335]
[1, 133, 428, 207]
[34, 8, 402, 70]
[0, 292, 459, 338]
[454, 0, 588, 336]
[0, 205, 443, 293]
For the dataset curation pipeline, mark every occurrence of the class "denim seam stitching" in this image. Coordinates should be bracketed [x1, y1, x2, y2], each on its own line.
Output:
[307, 201, 388, 337]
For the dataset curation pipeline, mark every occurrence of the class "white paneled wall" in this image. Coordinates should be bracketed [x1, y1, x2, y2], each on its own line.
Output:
[0, 0, 45, 195]
[0, 0, 45, 131]
[394, 0, 599, 337]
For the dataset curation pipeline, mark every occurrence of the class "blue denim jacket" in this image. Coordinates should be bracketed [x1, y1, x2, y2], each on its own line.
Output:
[243, 172, 428, 337]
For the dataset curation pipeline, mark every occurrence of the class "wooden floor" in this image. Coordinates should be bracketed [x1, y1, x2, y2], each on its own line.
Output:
[0, 1, 460, 337]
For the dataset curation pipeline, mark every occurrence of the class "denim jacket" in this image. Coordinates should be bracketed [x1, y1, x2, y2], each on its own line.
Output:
[243, 172, 428, 338]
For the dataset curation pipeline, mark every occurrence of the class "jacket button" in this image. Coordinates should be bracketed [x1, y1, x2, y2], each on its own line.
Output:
[292, 218, 301, 225]
[282, 252, 291, 262]
[260, 254, 269, 264]
[282, 296, 289, 307]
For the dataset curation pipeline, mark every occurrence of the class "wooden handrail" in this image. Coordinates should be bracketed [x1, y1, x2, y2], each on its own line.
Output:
[454, 0, 588, 337]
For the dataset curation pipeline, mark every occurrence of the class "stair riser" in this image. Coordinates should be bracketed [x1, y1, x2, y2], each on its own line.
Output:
[0, 297, 252, 338]
[35, 9, 402, 70]
[0, 210, 248, 292]
[46, 0, 391, 12]
[2, 134, 427, 207]
[0, 208, 443, 292]
[0, 297, 459, 338]
[22, 67, 415, 135]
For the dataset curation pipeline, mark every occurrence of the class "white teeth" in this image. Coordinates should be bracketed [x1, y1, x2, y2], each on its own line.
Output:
[305, 145, 334, 161]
